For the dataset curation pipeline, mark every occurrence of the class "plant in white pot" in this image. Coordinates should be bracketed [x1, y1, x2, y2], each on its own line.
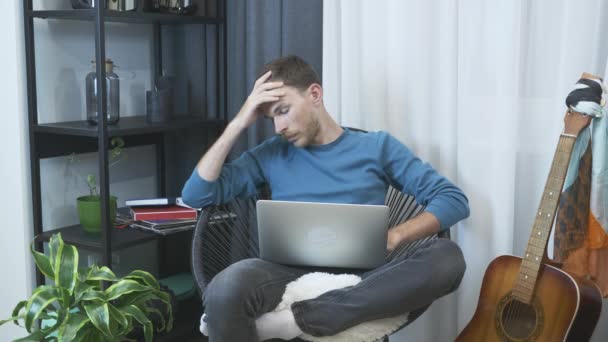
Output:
[0, 233, 173, 341]
[74, 137, 126, 234]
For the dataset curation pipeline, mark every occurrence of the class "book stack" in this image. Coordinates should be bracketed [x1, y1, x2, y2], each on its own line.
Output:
[121, 197, 199, 235]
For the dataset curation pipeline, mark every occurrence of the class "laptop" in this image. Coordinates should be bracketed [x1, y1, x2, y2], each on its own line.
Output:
[256, 200, 389, 269]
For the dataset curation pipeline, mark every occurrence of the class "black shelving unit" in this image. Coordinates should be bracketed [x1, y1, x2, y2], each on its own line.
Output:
[29, 9, 224, 24]
[23, 2, 226, 337]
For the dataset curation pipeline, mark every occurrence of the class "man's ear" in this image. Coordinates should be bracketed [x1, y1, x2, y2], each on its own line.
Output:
[308, 83, 323, 106]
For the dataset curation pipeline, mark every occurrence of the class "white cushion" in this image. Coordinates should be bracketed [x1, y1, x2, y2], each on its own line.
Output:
[275, 272, 409, 342]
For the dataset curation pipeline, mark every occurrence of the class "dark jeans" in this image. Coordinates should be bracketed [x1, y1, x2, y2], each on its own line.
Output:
[203, 238, 465, 342]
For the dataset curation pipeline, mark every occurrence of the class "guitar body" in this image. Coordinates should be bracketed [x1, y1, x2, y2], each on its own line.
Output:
[457, 255, 601, 342]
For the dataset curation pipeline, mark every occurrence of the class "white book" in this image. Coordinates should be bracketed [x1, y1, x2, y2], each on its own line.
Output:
[125, 197, 199, 209]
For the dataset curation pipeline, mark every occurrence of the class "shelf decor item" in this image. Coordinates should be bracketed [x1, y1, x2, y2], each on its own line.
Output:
[146, 75, 174, 123]
[0, 233, 173, 341]
[75, 137, 125, 234]
[86, 59, 120, 126]
[77, 192, 118, 234]
[107, 0, 137, 11]
[146, 0, 197, 15]
[71, 0, 94, 9]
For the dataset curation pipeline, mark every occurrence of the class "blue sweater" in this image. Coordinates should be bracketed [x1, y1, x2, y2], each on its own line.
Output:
[182, 129, 469, 230]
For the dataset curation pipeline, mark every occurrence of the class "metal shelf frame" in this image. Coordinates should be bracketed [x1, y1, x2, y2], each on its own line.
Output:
[23, 0, 228, 288]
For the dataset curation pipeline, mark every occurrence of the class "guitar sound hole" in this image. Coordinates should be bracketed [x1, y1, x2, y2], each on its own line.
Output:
[500, 299, 538, 340]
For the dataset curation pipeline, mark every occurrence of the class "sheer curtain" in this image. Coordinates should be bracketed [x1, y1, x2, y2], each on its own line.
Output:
[323, 1, 608, 341]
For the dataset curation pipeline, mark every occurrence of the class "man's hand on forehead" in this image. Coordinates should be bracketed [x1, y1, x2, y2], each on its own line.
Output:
[232, 71, 286, 130]
[261, 99, 285, 118]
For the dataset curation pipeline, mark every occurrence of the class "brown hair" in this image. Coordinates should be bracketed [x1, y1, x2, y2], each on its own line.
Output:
[258, 55, 321, 91]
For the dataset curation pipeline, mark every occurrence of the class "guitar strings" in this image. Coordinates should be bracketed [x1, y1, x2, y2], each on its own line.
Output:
[505, 77, 606, 333]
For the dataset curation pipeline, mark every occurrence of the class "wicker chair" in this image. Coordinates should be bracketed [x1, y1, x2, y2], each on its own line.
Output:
[191, 185, 450, 341]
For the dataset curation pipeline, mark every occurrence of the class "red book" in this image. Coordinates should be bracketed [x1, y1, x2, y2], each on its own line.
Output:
[130, 205, 197, 221]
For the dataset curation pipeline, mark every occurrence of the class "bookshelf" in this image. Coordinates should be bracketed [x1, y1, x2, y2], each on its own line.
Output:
[23, 1, 226, 339]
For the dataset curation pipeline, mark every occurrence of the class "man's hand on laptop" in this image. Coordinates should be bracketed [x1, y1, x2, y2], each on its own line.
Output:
[387, 212, 442, 251]
[232, 70, 285, 130]
[387, 228, 405, 252]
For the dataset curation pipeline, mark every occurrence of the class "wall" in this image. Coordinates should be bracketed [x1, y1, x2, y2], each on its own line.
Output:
[0, 0, 33, 340]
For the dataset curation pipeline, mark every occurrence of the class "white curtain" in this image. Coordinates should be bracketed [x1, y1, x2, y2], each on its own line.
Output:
[323, 1, 608, 341]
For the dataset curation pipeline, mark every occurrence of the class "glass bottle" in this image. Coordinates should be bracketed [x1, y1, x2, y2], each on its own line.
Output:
[86, 59, 120, 125]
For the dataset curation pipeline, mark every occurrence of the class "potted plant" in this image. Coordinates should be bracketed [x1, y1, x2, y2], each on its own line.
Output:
[74, 137, 125, 234]
[0, 233, 173, 341]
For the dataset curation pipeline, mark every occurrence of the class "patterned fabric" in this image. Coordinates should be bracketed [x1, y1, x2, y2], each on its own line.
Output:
[554, 118, 608, 297]
[554, 146, 591, 261]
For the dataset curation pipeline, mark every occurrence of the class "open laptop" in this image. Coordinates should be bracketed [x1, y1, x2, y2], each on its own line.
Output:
[256, 200, 389, 269]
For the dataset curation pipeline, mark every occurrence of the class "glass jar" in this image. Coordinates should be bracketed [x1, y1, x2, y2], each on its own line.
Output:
[86, 59, 120, 125]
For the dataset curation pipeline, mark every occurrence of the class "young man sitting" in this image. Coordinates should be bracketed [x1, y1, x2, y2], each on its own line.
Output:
[182, 55, 469, 342]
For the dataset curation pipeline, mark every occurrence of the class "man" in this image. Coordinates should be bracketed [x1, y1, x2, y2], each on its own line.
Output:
[182, 55, 469, 341]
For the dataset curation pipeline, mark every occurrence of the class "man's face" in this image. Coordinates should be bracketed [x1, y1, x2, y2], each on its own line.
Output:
[265, 85, 320, 147]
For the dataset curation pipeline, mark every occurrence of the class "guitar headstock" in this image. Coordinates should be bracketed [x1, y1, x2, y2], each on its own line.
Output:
[563, 72, 602, 136]
[563, 110, 591, 136]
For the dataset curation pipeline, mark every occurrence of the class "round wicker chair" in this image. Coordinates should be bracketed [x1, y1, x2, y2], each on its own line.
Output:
[191, 185, 450, 341]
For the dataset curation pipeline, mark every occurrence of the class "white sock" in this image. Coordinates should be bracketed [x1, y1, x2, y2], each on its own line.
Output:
[200, 313, 208, 336]
[256, 309, 303, 341]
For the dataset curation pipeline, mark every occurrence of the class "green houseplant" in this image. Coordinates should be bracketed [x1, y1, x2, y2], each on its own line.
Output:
[74, 137, 125, 234]
[0, 233, 173, 341]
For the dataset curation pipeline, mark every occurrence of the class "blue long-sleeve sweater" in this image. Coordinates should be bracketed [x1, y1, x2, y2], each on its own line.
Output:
[182, 128, 469, 230]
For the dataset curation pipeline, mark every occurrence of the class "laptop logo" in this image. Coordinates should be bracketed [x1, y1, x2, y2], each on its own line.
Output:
[307, 228, 337, 246]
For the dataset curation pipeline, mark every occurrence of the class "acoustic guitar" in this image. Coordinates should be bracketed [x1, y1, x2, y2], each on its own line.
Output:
[456, 74, 603, 342]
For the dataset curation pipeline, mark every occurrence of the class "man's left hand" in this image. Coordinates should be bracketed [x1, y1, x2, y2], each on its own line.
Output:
[387, 228, 404, 252]
[386, 212, 442, 251]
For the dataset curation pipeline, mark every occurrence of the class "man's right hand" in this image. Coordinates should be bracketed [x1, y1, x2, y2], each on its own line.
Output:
[232, 70, 285, 130]
[194, 71, 285, 182]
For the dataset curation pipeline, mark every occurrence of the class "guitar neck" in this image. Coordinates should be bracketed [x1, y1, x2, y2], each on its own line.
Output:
[512, 133, 577, 304]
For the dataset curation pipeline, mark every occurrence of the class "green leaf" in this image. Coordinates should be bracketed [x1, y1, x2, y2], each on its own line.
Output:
[108, 288, 172, 332]
[0, 316, 18, 326]
[12, 329, 49, 342]
[30, 242, 54, 279]
[86, 175, 98, 196]
[110, 137, 125, 161]
[54, 243, 78, 294]
[150, 290, 173, 332]
[107, 303, 128, 329]
[87, 266, 117, 282]
[59, 287, 72, 308]
[48, 233, 63, 267]
[74, 282, 97, 303]
[72, 323, 98, 342]
[124, 270, 160, 290]
[84, 303, 112, 338]
[121, 305, 153, 342]
[113, 291, 156, 307]
[57, 312, 90, 342]
[105, 280, 150, 301]
[8, 300, 27, 326]
[144, 306, 165, 332]
[24, 286, 62, 332]
[81, 290, 107, 303]
[78, 266, 92, 281]
[111, 137, 125, 149]
[40, 307, 68, 337]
